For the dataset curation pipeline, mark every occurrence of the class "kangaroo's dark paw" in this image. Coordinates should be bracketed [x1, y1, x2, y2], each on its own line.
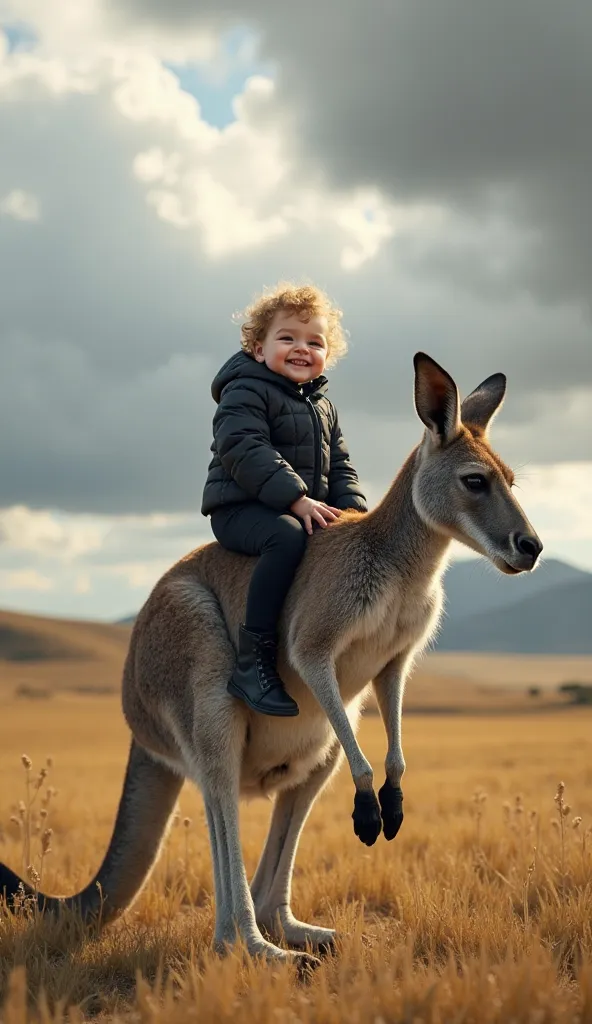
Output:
[352, 789, 382, 846]
[378, 779, 404, 841]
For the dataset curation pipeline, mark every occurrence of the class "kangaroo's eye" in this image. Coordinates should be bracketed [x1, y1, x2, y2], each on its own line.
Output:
[462, 474, 488, 493]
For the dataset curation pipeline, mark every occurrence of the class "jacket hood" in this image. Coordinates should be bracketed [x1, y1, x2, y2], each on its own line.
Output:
[211, 351, 328, 403]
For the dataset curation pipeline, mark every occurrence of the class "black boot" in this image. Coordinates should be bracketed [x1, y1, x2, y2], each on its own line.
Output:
[227, 625, 299, 717]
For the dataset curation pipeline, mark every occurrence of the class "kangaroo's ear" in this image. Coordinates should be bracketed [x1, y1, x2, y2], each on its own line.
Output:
[413, 352, 461, 446]
[461, 373, 506, 436]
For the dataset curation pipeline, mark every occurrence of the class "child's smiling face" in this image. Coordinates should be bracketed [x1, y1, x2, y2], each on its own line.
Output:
[253, 310, 329, 384]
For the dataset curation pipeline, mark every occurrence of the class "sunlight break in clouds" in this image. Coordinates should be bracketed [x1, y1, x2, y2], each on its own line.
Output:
[127, 70, 397, 263]
[0, 188, 39, 220]
[519, 463, 592, 544]
[0, 506, 106, 559]
[0, 568, 53, 591]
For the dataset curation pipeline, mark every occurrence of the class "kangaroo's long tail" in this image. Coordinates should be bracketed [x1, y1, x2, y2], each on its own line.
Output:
[0, 740, 183, 925]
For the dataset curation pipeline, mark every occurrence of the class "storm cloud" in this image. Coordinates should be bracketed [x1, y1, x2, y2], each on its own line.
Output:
[0, 1, 590, 522]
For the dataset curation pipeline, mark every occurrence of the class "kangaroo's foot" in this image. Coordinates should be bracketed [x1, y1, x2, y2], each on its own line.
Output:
[214, 932, 321, 973]
[378, 779, 404, 840]
[352, 788, 382, 846]
[257, 903, 336, 954]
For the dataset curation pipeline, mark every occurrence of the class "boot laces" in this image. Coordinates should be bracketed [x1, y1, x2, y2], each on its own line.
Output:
[255, 639, 282, 692]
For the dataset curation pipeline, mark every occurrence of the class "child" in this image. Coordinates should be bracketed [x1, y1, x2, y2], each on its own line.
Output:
[202, 283, 367, 717]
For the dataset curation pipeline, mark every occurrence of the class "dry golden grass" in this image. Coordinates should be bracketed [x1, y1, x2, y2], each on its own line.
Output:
[1, 695, 592, 1022]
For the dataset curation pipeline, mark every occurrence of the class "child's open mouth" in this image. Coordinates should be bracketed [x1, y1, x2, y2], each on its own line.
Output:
[288, 359, 310, 366]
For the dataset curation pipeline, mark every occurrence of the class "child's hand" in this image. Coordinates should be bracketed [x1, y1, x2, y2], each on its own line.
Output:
[290, 496, 342, 535]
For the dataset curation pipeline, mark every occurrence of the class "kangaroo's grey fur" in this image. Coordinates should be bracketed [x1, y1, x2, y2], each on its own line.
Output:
[0, 354, 542, 971]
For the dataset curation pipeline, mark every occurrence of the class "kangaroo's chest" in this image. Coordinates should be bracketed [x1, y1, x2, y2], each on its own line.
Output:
[238, 581, 444, 799]
[335, 582, 444, 699]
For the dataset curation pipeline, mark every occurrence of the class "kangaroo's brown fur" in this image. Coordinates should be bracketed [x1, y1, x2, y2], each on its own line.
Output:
[0, 354, 542, 970]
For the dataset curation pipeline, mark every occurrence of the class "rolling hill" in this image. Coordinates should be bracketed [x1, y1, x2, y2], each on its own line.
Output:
[0, 608, 131, 696]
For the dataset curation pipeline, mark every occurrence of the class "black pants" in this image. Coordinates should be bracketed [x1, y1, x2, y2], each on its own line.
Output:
[210, 502, 307, 633]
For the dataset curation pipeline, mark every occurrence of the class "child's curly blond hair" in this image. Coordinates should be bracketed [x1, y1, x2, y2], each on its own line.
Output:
[238, 282, 348, 368]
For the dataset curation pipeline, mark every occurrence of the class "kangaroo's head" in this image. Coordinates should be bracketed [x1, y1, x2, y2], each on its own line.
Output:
[411, 352, 542, 574]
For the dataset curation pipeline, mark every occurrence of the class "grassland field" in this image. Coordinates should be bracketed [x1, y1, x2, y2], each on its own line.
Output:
[0, 684, 591, 1022]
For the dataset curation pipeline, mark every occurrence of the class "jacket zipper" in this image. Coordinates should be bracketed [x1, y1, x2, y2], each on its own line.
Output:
[305, 396, 323, 498]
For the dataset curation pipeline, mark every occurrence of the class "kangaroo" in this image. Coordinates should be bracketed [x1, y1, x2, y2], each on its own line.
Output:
[0, 353, 542, 971]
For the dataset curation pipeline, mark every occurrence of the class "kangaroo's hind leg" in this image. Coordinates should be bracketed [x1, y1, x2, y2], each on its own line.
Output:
[251, 741, 343, 952]
[157, 579, 319, 969]
[186, 671, 321, 969]
[201, 781, 320, 969]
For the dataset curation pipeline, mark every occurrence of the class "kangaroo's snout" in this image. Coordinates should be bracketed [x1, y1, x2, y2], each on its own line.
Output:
[511, 531, 543, 571]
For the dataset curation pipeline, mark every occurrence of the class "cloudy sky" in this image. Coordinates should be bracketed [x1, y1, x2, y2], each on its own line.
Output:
[1, 0, 591, 621]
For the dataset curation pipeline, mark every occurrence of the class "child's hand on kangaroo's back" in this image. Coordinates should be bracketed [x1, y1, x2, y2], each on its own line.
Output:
[290, 497, 342, 535]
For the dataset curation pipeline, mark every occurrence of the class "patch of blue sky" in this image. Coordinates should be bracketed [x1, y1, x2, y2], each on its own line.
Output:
[1, 20, 39, 52]
[165, 24, 275, 129]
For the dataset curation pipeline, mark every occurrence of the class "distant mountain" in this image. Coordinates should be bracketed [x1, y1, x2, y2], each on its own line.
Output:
[441, 557, 590, 623]
[117, 614, 136, 626]
[437, 578, 592, 654]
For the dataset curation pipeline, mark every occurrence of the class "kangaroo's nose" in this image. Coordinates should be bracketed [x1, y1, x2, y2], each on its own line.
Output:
[513, 532, 543, 565]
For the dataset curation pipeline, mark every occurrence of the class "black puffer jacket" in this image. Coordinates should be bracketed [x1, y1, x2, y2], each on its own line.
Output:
[201, 352, 367, 516]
